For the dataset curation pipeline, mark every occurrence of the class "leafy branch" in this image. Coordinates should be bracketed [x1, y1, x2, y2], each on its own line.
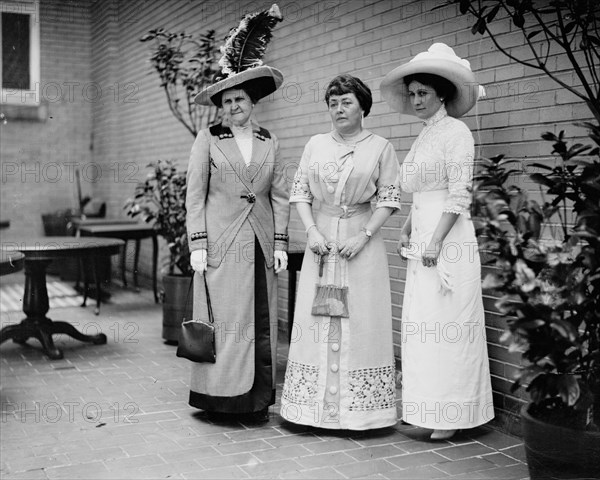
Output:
[140, 28, 221, 137]
[124, 160, 192, 276]
[436, 0, 600, 122]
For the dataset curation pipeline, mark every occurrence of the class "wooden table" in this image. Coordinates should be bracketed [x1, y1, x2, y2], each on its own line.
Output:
[77, 223, 158, 303]
[70, 218, 138, 299]
[0, 250, 24, 276]
[70, 217, 138, 228]
[0, 237, 124, 359]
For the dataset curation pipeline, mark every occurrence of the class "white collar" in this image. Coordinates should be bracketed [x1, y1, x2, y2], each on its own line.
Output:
[423, 104, 448, 126]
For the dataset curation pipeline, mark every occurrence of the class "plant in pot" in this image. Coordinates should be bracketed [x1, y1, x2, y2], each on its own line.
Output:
[440, 0, 600, 476]
[473, 124, 600, 478]
[128, 28, 219, 342]
[124, 159, 194, 343]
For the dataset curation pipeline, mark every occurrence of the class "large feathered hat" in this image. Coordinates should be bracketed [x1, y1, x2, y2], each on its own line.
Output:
[380, 43, 482, 118]
[194, 4, 284, 107]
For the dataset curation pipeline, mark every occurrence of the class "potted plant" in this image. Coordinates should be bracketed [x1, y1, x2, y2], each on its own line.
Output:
[127, 28, 219, 342]
[124, 159, 194, 342]
[440, 1, 600, 476]
[473, 124, 600, 479]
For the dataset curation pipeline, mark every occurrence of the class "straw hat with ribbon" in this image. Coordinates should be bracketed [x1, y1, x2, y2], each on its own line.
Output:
[194, 4, 284, 107]
[380, 43, 484, 118]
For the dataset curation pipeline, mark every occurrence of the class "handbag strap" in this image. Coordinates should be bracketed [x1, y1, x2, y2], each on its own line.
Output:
[185, 275, 215, 324]
[203, 275, 214, 324]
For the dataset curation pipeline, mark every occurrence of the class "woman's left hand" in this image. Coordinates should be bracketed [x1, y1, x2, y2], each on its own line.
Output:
[422, 241, 442, 267]
[274, 250, 288, 273]
[339, 234, 369, 260]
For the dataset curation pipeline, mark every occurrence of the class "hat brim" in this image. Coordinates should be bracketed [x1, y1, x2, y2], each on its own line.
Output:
[380, 59, 479, 118]
[194, 66, 283, 106]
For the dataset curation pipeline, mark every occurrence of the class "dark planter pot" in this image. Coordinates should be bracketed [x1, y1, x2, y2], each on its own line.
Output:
[161, 274, 193, 343]
[521, 403, 600, 479]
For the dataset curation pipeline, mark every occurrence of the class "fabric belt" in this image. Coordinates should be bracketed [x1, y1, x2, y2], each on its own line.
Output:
[319, 202, 372, 219]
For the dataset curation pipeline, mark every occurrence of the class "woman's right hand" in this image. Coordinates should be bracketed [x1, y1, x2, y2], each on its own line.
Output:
[307, 226, 330, 256]
[190, 249, 207, 273]
[397, 232, 411, 260]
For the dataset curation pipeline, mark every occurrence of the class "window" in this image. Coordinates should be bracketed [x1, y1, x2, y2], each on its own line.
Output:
[1, 1, 40, 105]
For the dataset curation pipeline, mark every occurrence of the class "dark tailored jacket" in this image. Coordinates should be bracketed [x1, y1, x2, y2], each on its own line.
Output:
[186, 122, 289, 268]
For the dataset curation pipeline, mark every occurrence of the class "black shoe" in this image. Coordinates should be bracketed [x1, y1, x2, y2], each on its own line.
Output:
[243, 407, 269, 423]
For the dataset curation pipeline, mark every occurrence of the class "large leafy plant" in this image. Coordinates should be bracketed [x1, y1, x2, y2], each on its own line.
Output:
[127, 28, 220, 276]
[124, 160, 192, 276]
[473, 123, 600, 429]
[439, 0, 600, 432]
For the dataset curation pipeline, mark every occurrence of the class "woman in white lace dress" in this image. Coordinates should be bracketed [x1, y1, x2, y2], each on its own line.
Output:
[381, 44, 494, 440]
[280, 74, 401, 430]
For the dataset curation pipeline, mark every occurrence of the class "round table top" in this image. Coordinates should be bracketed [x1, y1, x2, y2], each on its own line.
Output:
[71, 217, 138, 227]
[1, 236, 124, 260]
[0, 250, 24, 276]
[78, 223, 155, 235]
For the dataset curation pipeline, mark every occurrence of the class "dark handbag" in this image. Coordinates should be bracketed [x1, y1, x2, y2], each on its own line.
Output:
[311, 253, 350, 318]
[176, 275, 216, 363]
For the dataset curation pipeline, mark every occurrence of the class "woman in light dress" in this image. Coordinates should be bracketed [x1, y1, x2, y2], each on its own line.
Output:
[381, 43, 494, 440]
[280, 74, 401, 430]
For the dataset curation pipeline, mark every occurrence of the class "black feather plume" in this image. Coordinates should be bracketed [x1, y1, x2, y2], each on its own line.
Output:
[217, 4, 283, 77]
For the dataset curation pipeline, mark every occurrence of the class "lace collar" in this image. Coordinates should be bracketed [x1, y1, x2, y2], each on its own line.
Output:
[423, 104, 448, 126]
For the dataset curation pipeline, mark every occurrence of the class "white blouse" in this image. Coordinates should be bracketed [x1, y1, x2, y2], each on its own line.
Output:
[399, 105, 475, 216]
[231, 124, 253, 165]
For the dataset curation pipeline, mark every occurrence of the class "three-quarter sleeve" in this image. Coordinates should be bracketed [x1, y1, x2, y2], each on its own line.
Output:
[375, 141, 402, 210]
[443, 124, 475, 216]
[269, 133, 290, 252]
[289, 138, 314, 204]
[186, 129, 211, 251]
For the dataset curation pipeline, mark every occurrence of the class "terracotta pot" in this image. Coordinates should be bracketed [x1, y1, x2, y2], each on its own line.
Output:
[161, 274, 193, 343]
[521, 403, 600, 479]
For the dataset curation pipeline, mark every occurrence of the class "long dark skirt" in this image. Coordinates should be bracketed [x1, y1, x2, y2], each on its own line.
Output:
[189, 241, 275, 413]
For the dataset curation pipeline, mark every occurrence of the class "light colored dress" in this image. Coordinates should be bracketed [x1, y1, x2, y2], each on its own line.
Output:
[185, 122, 289, 413]
[280, 129, 401, 430]
[399, 105, 494, 429]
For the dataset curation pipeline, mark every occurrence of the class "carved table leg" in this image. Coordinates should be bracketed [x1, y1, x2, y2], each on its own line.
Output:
[0, 257, 107, 359]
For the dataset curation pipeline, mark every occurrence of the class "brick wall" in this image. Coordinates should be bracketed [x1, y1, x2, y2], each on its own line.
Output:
[0, 0, 93, 238]
[5, 0, 593, 434]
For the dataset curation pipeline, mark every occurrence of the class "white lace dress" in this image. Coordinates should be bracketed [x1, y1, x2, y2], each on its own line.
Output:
[399, 105, 494, 429]
[280, 130, 401, 430]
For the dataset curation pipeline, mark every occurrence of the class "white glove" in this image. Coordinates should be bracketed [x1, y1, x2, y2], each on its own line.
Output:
[274, 250, 288, 274]
[190, 249, 207, 273]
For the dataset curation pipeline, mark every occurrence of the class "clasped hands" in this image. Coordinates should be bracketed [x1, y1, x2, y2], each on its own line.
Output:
[190, 249, 288, 274]
[397, 232, 442, 268]
[307, 226, 368, 260]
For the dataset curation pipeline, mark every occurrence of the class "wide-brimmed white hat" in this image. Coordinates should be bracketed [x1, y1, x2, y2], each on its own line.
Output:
[194, 65, 283, 106]
[380, 43, 481, 118]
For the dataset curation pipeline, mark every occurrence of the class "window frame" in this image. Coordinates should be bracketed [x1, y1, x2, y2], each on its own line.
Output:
[1, 0, 40, 105]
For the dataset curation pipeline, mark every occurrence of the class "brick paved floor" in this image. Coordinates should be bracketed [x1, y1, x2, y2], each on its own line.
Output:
[0, 276, 529, 479]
